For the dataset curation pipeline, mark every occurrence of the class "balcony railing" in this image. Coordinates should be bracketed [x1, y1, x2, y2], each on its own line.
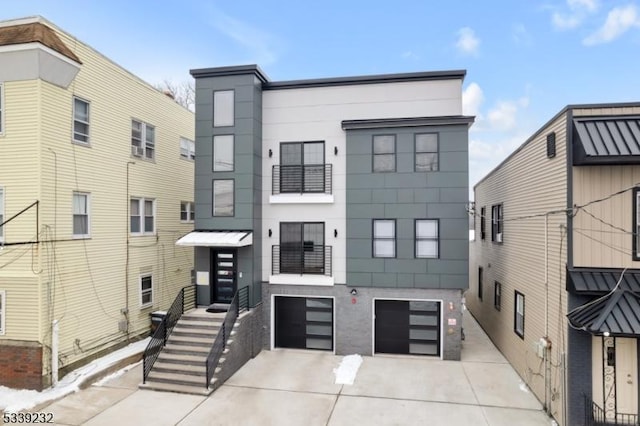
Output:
[272, 245, 332, 276]
[272, 164, 332, 195]
[584, 394, 639, 426]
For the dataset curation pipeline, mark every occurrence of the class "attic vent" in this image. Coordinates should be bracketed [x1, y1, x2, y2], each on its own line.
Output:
[547, 132, 556, 158]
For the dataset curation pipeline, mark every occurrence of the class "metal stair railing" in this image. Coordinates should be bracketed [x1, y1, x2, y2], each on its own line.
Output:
[142, 284, 196, 383]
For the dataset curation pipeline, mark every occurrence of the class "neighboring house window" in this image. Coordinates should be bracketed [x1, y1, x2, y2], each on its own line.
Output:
[180, 201, 195, 222]
[140, 274, 153, 307]
[0, 187, 4, 242]
[373, 219, 396, 258]
[0, 290, 4, 335]
[372, 135, 395, 172]
[415, 219, 439, 258]
[213, 90, 234, 127]
[494, 282, 501, 311]
[72, 192, 90, 238]
[213, 180, 234, 216]
[491, 204, 503, 242]
[514, 291, 525, 338]
[131, 120, 155, 159]
[73, 97, 90, 144]
[480, 207, 486, 240]
[180, 137, 195, 160]
[130, 198, 155, 235]
[0, 83, 4, 135]
[415, 133, 438, 171]
[278, 141, 326, 193]
[213, 135, 234, 171]
[478, 267, 483, 301]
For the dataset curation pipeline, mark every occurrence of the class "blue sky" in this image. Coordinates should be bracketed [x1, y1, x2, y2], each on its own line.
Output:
[2, 0, 640, 193]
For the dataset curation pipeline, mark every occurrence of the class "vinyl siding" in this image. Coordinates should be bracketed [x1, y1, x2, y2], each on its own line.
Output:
[469, 113, 568, 424]
[0, 19, 194, 380]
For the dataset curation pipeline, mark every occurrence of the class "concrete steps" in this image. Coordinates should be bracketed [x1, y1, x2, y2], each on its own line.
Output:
[142, 309, 231, 395]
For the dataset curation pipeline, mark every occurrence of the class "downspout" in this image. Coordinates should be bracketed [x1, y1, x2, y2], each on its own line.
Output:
[544, 213, 549, 413]
[125, 162, 135, 334]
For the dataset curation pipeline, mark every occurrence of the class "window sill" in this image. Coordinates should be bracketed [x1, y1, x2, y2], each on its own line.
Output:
[269, 274, 334, 286]
[269, 194, 334, 204]
[72, 140, 91, 147]
[130, 233, 156, 237]
[140, 303, 153, 310]
[72, 235, 91, 240]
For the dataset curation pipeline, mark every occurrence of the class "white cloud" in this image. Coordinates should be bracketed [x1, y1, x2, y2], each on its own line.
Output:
[583, 4, 640, 45]
[401, 50, 420, 60]
[455, 27, 480, 56]
[462, 82, 484, 118]
[512, 23, 533, 46]
[551, 0, 599, 30]
[486, 96, 529, 131]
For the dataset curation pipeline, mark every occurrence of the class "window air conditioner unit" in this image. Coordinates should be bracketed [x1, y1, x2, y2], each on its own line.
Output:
[131, 146, 144, 157]
[496, 233, 503, 243]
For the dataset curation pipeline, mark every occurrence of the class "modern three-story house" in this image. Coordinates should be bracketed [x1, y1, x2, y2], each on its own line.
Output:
[0, 16, 194, 390]
[187, 65, 472, 360]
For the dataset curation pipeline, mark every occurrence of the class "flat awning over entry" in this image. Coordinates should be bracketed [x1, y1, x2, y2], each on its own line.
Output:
[176, 231, 252, 247]
[567, 289, 640, 337]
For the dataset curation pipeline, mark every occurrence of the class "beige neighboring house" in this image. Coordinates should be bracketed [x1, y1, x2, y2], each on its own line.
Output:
[0, 16, 194, 390]
[469, 102, 640, 426]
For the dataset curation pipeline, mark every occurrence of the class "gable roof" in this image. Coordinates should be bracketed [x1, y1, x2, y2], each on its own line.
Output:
[567, 289, 640, 337]
[0, 22, 81, 63]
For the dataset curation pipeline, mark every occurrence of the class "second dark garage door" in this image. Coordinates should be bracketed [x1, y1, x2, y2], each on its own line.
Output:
[274, 296, 333, 351]
[375, 299, 441, 356]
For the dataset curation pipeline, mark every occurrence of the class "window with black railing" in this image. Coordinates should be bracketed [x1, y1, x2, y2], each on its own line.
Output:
[272, 222, 332, 276]
[272, 141, 332, 195]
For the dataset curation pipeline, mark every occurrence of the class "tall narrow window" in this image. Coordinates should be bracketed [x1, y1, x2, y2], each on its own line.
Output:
[373, 219, 396, 258]
[0, 187, 4, 242]
[130, 198, 155, 235]
[514, 291, 525, 338]
[494, 282, 501, 311]
[180, 137, 195, 160]
[478, 267, 483, 301]
[415, 133, 438, 171]
[73, 97, 90, 144]
[0, 290, 5, 335]
[140, 275, 153, 307]
[213, 135, 234, 171]
[213, 90, 234, 127]
[131, 120, 155, 159]
[415, 219, 439, 258]
[480, 207, 486, 240]
[72, 192, 90, 238]
[373, 135, 395, 172]
[491, 204, 503, 242]
[213, 180, 234, 216]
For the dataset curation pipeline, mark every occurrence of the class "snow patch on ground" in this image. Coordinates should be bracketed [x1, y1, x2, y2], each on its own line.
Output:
[333, 354, 363, 385]
[519, 381, 530, 393]
[0, 337, 149, 413]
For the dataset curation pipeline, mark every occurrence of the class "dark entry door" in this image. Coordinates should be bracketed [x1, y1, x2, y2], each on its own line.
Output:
[274, 296, 333, 351]
[211, 249, 236, 303]
[375, 300, 441, 356]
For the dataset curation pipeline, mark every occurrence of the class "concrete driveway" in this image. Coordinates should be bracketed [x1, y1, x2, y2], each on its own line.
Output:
[36, 314, 552, 426]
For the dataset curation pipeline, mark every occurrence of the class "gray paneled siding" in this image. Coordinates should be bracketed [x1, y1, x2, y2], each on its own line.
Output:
[192, 69, 263, 305]
[346, 124, 469, 290]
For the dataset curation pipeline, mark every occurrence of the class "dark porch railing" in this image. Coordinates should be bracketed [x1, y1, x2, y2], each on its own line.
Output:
[272, 245, 332, 276]
[272, 164, 332, 195]
[142, 284, 196, 384]
[585, 394, 639, 426]
[205, 286, 250, 388]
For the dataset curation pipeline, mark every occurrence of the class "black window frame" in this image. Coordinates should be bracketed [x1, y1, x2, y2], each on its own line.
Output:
[373, 219, 396, 258]
[491, 204, 503, 243]
[414, 133, 439, 172]
[633, 188, 640, 260]
[213, 89, 235, 128]
[213, 134, 235, 172]
[279, 222, 326, 275]
[514, 290, 525, 339]
[494, 281, 501, 311]
[372, 135, 396, 173]
[478, 267, 483, 301]
[480, 206, 486, 240]
[278, 141, 326, 194]
[212, 179, 234, 217]
[415, 219, 439, 258]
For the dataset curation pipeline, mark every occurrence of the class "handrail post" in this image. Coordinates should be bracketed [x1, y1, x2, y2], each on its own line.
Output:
[162, 317, 167, 346]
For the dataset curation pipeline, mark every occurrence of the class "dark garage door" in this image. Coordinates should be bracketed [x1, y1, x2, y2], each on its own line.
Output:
[274, 296, 333, 351]
[375, 300, 441, 356]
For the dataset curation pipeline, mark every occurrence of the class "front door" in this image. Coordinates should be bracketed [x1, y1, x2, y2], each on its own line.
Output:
[211, 249, 236, 303]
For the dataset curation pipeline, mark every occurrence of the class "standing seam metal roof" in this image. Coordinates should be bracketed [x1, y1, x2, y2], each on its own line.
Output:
[574, 116, 640, 162]
[567, 289, 640, 337]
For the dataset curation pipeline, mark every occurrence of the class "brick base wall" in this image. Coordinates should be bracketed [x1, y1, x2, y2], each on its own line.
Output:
[0, 341, 43, 390]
